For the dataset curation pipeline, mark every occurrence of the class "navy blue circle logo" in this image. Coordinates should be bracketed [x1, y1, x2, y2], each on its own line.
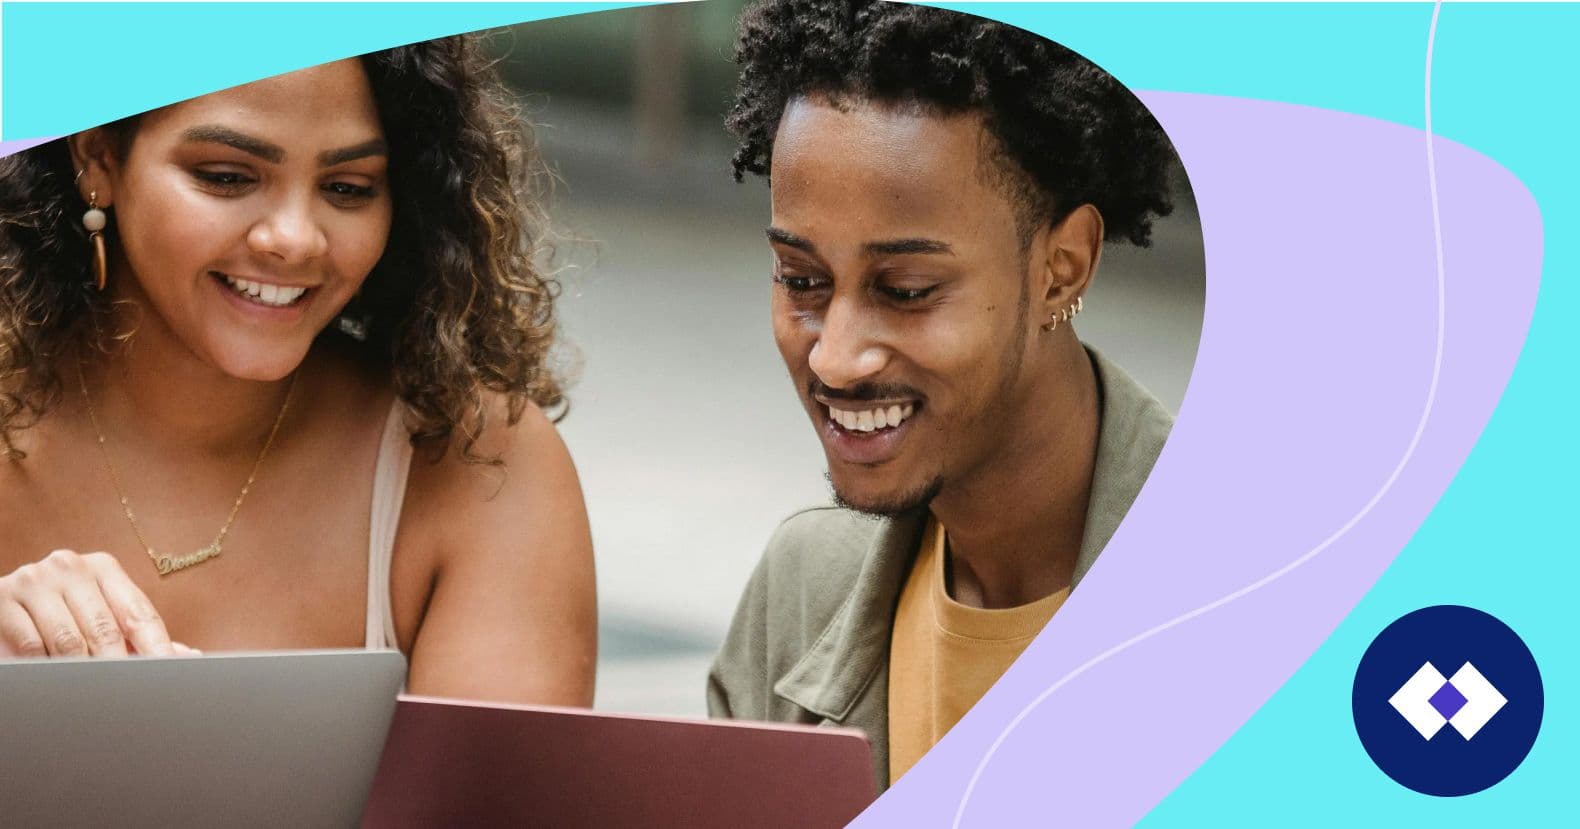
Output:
[1352, 605, 1543, 796]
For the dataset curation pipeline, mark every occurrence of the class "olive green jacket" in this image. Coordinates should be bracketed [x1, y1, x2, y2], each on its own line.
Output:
[705, 348, 1175, 791]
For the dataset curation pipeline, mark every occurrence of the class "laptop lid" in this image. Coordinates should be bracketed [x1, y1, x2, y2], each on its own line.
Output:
[363, 695, 877, 828]
[0, 649, 406, 829]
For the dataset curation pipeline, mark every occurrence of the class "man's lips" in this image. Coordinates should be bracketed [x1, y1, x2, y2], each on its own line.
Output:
[813, 396, 922, 466]
[817, 398, 919, 433]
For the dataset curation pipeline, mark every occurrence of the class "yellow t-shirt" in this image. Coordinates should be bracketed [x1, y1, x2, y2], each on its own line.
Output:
[887, 517, 1070, 784]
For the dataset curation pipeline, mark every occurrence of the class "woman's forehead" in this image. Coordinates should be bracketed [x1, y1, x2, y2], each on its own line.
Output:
[142, 59, 383, 146]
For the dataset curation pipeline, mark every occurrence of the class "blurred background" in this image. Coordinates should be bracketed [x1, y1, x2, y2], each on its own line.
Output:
[485, 2, 1206, 716]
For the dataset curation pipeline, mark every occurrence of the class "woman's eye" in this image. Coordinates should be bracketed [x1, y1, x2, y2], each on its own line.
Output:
[192, 170, 254, 188]
[325, 181, 376, 199]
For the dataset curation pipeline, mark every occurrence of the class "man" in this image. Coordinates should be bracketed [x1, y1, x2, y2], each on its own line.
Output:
[707, 0, 1179, 790]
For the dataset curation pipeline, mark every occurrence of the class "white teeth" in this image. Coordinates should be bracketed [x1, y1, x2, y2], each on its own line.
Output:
[220, 274, 308, 307]
[828, 402, 917, 433]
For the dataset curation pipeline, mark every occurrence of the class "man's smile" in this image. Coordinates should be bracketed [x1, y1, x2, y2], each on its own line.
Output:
[823, 401, 916, 433]
[817, 398, 922, 466]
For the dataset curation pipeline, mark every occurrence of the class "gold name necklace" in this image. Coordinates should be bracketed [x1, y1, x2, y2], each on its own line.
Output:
[76, 360, 298, 576]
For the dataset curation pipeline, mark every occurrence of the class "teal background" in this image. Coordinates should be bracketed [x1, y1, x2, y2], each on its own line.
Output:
[0, 3, 642, 140]
[3, 2, 1572, 823]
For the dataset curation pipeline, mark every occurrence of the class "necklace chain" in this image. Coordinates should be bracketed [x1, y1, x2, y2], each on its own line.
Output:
[76, 360, 298, 576]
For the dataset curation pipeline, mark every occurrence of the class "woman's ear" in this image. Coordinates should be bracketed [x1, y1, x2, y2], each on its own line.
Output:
[67, 128, 121, 208]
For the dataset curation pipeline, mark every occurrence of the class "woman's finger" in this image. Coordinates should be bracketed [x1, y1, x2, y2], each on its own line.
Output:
[62, 578, 129, 657]
[14, 590, 89, 656]
[87, 554, 175, 657]
[0, 600, 47, 657]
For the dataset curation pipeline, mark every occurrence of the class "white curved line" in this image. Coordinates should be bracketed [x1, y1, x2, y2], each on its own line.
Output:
[951, 4, 1447, 826]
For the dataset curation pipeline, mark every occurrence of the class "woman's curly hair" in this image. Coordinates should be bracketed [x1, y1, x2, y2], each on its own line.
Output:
[729, 0, 1175, 246]
[0, 34, 565, 461]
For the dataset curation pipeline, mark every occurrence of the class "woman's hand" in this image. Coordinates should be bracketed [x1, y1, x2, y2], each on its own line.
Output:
[0, 549, 180, 658]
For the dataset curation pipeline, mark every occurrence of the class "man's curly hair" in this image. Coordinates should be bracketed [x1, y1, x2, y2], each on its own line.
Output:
[0, 34, 564, 462]
[729, 0, 1175, 247]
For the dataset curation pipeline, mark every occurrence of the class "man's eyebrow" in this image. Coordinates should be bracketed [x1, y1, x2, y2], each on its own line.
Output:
[181, 126, 285, 163]
[766, 227, 816, 253]
[864, 238, 954, 256]
[320, 139, 388, 167]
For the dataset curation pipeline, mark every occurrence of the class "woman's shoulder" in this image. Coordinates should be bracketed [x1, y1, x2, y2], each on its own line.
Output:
[399, 389, 586, 565]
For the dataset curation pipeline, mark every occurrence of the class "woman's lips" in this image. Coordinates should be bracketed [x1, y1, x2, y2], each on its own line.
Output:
[209, 271, 315, 319]
[211, 271, 313, 308]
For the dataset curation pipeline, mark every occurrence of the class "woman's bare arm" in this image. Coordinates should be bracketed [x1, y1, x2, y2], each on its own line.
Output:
[398, 401, 596, 706]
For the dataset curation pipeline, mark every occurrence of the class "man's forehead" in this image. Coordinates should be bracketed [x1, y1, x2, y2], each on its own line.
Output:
[774, 96, 989, 165]
[768, 97, 1019, 247]
[774, 101, 996, 198]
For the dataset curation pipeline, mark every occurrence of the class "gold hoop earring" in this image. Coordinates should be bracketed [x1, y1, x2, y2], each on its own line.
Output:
[83, 190, 108, 291]
[1041, 295, 1084, 333]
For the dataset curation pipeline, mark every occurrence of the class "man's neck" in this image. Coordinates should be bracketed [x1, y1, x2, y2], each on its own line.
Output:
[929, 340, 1100, 609]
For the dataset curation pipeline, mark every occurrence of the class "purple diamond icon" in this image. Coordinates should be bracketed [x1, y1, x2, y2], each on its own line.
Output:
[1429, 681, 1469, 720]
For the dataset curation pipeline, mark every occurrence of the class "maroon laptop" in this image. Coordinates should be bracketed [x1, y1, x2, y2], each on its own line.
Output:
[362, 695, 876, 828]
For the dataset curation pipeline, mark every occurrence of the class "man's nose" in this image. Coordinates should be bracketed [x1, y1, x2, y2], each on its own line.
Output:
[808, 296, 889, 390]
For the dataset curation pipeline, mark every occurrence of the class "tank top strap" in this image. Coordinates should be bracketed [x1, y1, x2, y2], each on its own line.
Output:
[365, 399, 413, 650]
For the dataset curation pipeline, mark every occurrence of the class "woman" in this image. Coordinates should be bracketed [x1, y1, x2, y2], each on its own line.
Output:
[0, 36, 596, 706]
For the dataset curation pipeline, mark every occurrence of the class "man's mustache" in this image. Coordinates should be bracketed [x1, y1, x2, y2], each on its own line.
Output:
[808, 380, 923, 403]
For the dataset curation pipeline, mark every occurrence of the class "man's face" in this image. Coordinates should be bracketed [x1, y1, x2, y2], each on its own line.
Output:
[767, 97, 1041, 515]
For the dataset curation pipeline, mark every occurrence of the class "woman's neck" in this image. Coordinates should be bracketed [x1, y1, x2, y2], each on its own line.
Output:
[75, 297, 298, 459]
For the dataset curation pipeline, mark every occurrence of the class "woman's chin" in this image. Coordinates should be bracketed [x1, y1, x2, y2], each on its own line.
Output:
[204, 342, 314, 383]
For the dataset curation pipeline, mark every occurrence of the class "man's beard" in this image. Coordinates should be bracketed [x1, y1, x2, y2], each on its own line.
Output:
[828, 471, 943, 518]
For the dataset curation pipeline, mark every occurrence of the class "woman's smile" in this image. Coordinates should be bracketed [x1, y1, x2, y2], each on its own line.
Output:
[212, 271, 314, 310]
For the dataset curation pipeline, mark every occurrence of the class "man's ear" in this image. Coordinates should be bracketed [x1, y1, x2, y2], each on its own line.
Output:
[1037, 203, 1104, 318]
[67, 128, 121, 208]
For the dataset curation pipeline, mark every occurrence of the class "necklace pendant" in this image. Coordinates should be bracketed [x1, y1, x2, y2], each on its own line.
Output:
[153, 542, 222, 576]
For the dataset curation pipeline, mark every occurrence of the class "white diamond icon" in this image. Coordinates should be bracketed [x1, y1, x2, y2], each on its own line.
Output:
[1446, 662, 1507, 740]
[1388, 660, 1509, 742]
[1389, 662, 1449, 739]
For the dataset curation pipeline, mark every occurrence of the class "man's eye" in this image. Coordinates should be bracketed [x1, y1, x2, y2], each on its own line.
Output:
[773, 273, 824, 293]
[881, 285, 938, 302]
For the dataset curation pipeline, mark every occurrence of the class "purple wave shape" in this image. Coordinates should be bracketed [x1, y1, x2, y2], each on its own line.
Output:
[0, 137, 59, 157]
[857, 91, 1541, 826]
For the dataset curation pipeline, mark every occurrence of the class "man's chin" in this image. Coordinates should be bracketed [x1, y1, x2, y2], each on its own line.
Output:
[828, 473, 942, 518]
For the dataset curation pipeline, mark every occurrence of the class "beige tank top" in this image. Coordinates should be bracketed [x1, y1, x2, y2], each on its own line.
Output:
[364, 401, 411, 650]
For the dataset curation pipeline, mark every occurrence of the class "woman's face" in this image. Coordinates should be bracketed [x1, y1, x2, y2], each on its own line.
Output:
[87, 59, 392, 381]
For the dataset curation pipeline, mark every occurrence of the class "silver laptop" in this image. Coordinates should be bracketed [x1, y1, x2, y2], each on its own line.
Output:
[0, 649, 405, 828]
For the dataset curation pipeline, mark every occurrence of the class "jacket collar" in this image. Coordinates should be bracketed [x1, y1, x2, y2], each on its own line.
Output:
[773, 509, 925, 722]
[774, 346, 1172, 723]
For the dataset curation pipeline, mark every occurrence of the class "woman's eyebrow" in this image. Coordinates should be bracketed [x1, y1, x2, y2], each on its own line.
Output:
[181, 126, 284, 163]
[319, 139, 388, 167]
